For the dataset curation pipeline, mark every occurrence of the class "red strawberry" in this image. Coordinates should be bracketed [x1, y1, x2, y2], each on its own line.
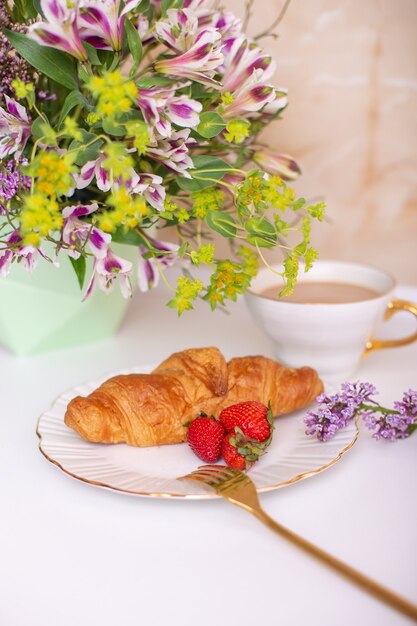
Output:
[219, 401, 273, 442]
[221, 433, 256, 470]
[187, 416, 226, 463]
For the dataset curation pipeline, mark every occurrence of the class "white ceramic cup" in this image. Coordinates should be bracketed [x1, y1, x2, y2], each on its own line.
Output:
[245, 260, 417, 382]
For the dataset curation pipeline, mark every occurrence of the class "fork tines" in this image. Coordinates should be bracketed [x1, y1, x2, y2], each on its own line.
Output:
[179, 464, 249, 491]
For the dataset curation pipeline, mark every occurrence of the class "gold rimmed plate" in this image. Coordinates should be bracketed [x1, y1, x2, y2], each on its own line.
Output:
[36, 364, 359, 499]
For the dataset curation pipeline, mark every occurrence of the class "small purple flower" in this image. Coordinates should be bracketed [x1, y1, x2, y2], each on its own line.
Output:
[0, 7, 35, 99]
[339, 381, 377, 405]
[306, 381, 417, 443]
[369, 413, 413, 442]
[305, 397, 353, 442]
[394, 389, 417, 418]
[0, 159, 31, 213]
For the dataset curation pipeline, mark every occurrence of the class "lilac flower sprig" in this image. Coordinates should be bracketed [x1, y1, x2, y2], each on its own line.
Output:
[305, 383, 417, 442]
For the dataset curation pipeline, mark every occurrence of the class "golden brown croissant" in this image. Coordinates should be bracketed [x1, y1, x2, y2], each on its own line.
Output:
[220, 356, 323, 416]
[64, 347, 323, 447]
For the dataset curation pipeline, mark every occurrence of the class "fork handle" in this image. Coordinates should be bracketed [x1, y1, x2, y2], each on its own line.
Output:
[253, 509, 417, 622]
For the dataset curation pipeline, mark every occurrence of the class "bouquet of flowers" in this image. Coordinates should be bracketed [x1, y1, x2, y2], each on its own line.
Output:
[0, 0, 325, 313]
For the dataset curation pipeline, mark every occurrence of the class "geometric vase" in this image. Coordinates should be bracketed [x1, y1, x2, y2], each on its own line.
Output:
[0, 243, 137, 356]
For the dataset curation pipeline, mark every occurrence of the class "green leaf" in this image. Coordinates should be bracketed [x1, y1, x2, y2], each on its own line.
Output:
[32, 0, 44, 17]
[83, 42, 101, 66]
[137, 76, 173, 88]
[69, 256, 86, 290]
[245, 217, 277, 248]
[98, 49, 114, 69]
[58, 91, 87, 126]
[294, 241, 307, 256]
[69, 130, 103, 166]
[124, 19, 143, 74]
[273, 214, 289, 236]
[31, 116, 47, 139]
[31, 115, 58, 145]
[161, 0, 183, 17]
[177, 242, 188, 257]
[136, 0, 150, 11]
[292, 198, 305, 211]
[102, 118, 126, 136]
[177, 156, 232, 191]
[196, 112, 225, 138]
[192, 156, 232, 179]
[111, 226, 148, 246]
[4, 29, 78, 90]
[206, 211, 237, 238]
[11, 0, 39, 19]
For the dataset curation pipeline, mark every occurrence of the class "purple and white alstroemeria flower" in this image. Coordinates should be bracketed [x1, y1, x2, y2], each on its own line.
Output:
[0, 97, 31, 159]
[131, 174, 166, 212]
[28, 0, 88, 61]
[137, 236, 179, 291]
[167, 94, 202, 129]
[76, 153, 139, 192]
[147, 129, 195, 177]
[136, 14, 151, 42]
[61, 203, 111, 259]
[0, 230, 40, 277]
[155, 25, 223, 86]
[155, 9, 200, 53]
[221, 68, 276, 119]
[84, 248, 133, 299]
[79, 0, 141, 51]
[253, 148, 301, 181]
[252, 89, 289, 122]
[183, 0, 217, 20]
[137, 86, 202, 138]
[212, 11, 242, 38]
[221, 36, 275, 95]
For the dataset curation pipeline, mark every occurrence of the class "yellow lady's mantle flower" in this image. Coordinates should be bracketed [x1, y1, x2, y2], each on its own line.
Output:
[20, 192, 62, 245]
[30, 150, 77, 197]
[224, 119, 250, 144]
[12, 79, 34, 100]
[86, 70, 138, 121]
[98, 186, 149, 232]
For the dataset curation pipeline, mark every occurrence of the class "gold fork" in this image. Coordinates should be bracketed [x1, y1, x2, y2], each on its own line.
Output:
[180, 465, 417, 623]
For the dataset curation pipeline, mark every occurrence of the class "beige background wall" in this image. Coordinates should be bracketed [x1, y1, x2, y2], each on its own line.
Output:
[226, 0, 417, 283]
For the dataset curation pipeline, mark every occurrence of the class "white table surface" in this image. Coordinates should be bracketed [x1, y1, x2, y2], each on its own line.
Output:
[1, 280, 416, 626]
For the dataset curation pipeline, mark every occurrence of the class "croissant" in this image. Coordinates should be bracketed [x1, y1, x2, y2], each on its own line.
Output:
[65, 347, 323, 447]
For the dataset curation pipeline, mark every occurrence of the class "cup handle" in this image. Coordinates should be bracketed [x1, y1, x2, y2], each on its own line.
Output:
[364, 299, 417, 354]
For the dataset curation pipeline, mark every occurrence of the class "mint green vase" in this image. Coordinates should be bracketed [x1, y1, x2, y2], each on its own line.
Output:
[0, 244, 137, 356]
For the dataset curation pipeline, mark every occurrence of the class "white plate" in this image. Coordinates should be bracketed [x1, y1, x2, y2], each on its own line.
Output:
[36, 364, 359, 499]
